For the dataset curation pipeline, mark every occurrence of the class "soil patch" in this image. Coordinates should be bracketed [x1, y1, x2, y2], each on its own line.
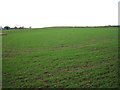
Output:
[0, 33, 7, 36]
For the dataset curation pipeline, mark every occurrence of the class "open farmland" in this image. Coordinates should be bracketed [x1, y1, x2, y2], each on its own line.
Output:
[2, 27, 119, 88]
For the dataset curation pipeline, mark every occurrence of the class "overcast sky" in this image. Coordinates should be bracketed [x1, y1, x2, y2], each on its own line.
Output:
[0, 0, 119, 28]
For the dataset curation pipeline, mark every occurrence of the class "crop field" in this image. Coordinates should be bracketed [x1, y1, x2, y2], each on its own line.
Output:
[2, 27, 119, 88]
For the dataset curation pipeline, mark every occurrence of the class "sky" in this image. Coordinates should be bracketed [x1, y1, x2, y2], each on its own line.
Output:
[0, 0, 119, 28]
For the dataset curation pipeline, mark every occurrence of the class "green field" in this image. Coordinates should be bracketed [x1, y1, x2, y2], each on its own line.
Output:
[2, 27, 119, 88]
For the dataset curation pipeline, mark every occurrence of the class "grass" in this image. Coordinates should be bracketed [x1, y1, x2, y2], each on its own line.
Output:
[2, 27, 119, 88]
[0, 30, 2, 89]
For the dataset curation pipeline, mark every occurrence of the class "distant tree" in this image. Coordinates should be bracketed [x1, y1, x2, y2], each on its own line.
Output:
[14, 27, 17, 29]
[19, 26, 24, 29]
[22, 26, 24, 29]
[4, 26, 10, 30]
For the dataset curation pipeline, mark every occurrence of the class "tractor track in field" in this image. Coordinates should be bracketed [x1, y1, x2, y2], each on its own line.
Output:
[56, 59, 117, 72]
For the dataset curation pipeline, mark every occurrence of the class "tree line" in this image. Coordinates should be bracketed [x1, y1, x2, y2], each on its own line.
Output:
[1, 26, 31, 30]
